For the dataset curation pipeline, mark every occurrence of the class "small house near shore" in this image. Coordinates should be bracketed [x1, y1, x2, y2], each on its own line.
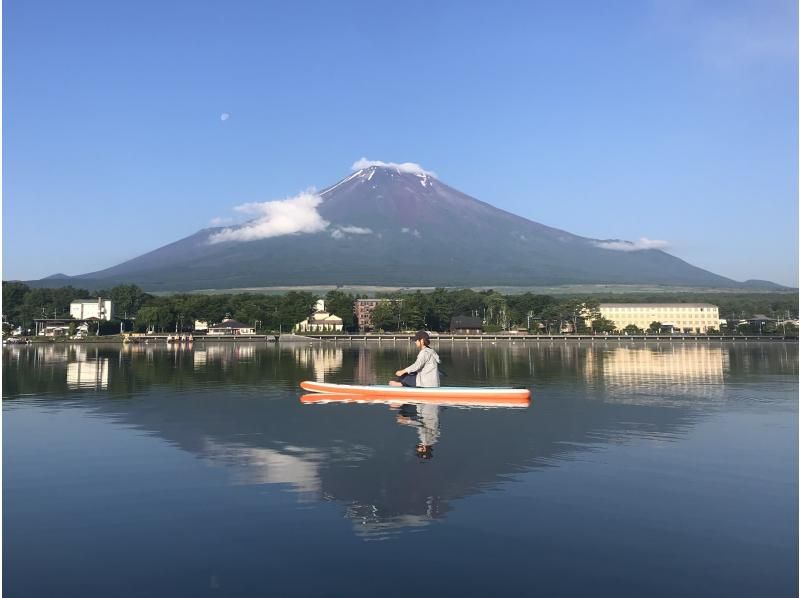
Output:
[207, 317, 255, 336]
[450, 315, 483, 334]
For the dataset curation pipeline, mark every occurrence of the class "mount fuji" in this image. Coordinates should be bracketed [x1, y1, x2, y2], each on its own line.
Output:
[38, 163, 751, 291]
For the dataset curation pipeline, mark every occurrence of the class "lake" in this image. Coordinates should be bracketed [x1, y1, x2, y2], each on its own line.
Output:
[3, 341, 798, 597]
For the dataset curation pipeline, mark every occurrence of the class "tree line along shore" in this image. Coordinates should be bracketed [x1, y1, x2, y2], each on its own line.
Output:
[3, 282, 798, 337]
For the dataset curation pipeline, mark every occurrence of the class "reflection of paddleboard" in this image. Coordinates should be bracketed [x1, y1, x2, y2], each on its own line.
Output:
[299, 381, 531, 402]
[300, 394, 530, 408]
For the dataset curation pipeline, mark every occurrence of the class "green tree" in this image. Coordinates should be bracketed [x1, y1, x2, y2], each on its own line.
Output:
[324, 290, 356, 330]
[648, 321, 662, 333]
[623, 324, 642, 335]
[107, 284, 149, 317]
[370, 301, 397, 331]
[401, 292, 426, 330]
[278, 291, 317, 332]
[484, 291, 508, 329]
[592, 317, 616, 333]
[2, 282, 30, 323]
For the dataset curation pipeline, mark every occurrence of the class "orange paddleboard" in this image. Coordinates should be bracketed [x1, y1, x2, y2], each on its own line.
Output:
[300, 393, 530, 408]
[299, 380, 531, 405]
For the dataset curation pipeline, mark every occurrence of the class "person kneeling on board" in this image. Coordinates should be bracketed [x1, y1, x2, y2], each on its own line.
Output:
[389, 330, 441, 388]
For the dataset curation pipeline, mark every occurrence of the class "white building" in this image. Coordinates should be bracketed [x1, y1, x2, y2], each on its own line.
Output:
[594, 303, 720, 334]
[70, 298, 114, 321]
[295, 300, 344, 333]
[207, 317, 255, 336]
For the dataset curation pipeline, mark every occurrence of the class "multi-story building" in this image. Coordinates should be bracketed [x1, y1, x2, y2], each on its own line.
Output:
[355, 298, 394, 331]
[595, 303, 720, 333]
[70, 298, 114, 321]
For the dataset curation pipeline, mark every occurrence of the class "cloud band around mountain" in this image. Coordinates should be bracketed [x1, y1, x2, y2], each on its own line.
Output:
[208, 192, 378, 244]
[594, 237, 670, 251]
[352, 158, 434, 177]
[208, 191, 329, 244]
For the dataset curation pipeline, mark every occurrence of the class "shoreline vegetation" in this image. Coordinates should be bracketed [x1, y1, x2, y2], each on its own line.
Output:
[8, 334, 795, 344]
[3, 282, 798, 340]
[145, 284, 797, 296]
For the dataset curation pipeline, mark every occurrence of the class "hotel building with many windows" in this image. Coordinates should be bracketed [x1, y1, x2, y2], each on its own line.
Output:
[596, 303, 720, 333]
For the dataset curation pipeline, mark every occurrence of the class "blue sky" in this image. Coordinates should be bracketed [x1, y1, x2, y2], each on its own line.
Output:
[3, 0, 798, 286]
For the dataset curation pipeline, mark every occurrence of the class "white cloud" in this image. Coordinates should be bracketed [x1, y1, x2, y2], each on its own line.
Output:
[339, 226, 373, 235]
[209, 190, 329, 244]
[352, 158, 435, 177]
[330, 226, 374, 240]
[220, 112, 230, 121]
[209, 217, 233, 226]
[401, 227, 421, 238]
[595, 237, 670, 252]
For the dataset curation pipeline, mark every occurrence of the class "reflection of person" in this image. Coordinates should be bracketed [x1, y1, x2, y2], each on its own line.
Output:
[396, 403, 441, 459]
[389, 330, 440, 388]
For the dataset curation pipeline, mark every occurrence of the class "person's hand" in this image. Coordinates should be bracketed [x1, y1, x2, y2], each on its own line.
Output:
[395, 369, 406, 377]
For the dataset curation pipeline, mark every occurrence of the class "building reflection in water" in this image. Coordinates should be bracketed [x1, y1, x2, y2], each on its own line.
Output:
[590, 345, 727, 401]
[193, 348, 207, 369]
[192, 344, 257, 370]
[294, 346, 343, 382]
[65, 345, 110, 390]
[5, 341, 790, 542]
[353, 347, 378, 385]
[66, 359, 109, 390]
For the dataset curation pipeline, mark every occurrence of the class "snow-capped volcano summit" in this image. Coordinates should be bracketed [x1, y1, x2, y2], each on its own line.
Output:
[53, 163, 739, 291]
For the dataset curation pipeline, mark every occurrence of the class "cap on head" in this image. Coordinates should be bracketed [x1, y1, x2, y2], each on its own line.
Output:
[414, 330, 430, 344]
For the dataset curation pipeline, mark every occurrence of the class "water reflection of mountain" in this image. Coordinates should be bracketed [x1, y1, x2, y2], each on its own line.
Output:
[4, 342, 797, 538]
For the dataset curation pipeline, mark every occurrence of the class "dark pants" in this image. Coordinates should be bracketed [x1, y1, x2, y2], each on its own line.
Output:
[392, 372, 417, 387]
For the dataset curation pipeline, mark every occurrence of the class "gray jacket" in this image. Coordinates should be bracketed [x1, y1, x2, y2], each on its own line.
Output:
[405, 346, 441, 388]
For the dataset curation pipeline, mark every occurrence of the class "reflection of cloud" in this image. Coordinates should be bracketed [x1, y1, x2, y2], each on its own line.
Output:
[346, 502, 437, 540]
[594, 237, 669, 252]
[209, 191, 329, 243]
[204, 440, 323, 499]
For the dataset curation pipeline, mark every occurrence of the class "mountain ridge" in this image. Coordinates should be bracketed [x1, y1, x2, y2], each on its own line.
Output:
[18, 165, 786, 292]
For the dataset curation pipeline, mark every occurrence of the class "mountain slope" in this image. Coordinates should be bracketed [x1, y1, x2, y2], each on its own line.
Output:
[57, 165, 740, 291]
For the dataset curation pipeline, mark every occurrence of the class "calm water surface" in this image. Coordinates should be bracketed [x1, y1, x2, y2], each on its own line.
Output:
[4, 341, 798, 597]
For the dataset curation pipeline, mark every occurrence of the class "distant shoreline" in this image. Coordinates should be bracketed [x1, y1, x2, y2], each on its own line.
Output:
[8, 333, 796, 344]
[147, 284, 799, 297]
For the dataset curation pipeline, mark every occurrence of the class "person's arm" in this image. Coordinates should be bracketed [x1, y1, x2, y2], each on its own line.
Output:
[395, 350, 428, 377]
